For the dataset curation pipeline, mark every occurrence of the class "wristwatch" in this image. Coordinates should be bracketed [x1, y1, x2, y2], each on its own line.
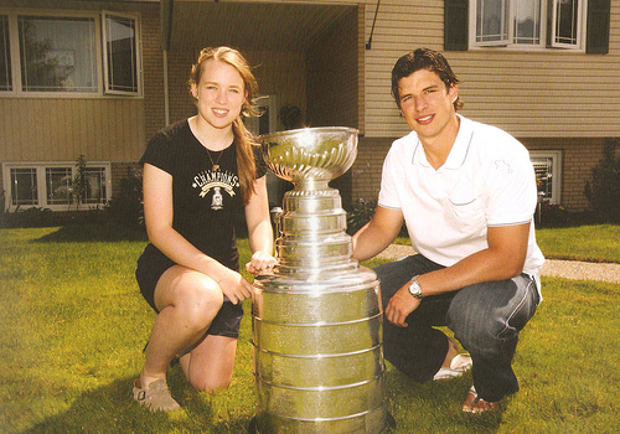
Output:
[408, 275, 424, 299]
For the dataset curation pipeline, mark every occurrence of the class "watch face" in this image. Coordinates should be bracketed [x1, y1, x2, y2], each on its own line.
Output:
[408, 277, 422, 298]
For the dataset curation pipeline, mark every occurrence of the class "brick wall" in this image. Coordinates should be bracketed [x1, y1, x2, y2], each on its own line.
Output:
[111, 161, 142, 197]
[141, 4, 167, 141]
[108, 3, 163, 200]
[350, 136, 394, 202]
[524, 137, 610, 212]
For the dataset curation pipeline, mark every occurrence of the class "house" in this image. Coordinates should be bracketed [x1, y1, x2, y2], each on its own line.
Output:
[1, 0, 618, 215]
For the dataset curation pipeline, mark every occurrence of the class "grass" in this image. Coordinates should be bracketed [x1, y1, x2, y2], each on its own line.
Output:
[535, 224, 620, 263]
[394, 224, 620, 264]
[0, 224, 618, 433]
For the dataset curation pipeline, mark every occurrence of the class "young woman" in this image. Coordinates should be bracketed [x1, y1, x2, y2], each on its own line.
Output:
[133, 47, 275, 411]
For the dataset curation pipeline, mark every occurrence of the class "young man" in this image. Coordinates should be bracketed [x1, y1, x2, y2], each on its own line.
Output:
[352, 48, 544, 413]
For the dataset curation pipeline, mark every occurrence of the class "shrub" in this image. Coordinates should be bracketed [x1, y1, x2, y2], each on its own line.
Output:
[346, 198, 377, 235]
[106, 166, 144, 230]
[0, 205, 57, 228]
[538, 200, 570, 228]
[584, 139, 620, 223]
[71, 154, 90, 209]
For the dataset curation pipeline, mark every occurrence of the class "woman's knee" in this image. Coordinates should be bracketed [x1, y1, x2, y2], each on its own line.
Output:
[185, 338, 236, 392]
[182, 286, 224, 327]
[162, 273, 224, 331]
[190, 373, 232, 393]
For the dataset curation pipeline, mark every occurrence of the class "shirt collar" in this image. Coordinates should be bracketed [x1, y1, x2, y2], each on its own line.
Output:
[411, 114, 473, 171]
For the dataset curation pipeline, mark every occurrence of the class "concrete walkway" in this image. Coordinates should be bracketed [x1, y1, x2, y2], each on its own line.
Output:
[376, 244, 620, 284]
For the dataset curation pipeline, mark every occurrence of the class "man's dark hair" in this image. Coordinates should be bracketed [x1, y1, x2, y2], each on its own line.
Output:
[391, 48, 463, 111]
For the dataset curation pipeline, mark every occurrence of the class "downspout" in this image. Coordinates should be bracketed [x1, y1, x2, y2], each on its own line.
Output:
[161, 0, 173, 126]
[163, 50, 170, 126]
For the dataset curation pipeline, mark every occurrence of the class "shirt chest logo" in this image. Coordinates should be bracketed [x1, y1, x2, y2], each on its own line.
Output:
[192, 170, 239, 210]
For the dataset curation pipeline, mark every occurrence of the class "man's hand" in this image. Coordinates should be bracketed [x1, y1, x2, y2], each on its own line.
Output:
[384, 283, 421, 327]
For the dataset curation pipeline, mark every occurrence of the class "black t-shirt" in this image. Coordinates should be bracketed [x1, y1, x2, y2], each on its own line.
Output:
[138, 119, 267, 271]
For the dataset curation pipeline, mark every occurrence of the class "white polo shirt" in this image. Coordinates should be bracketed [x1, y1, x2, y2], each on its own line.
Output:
[378, 115, 545, 279]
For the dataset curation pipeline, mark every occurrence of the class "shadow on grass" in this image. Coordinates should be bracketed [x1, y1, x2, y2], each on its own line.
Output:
[34, 223, 148, 243]
[384, 367, 503, 434]
[21, 370, 255, 434]
[19, 366, 503, 434]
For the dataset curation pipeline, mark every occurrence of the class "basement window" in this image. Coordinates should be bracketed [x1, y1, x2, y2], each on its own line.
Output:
[530, 150, 562, 204]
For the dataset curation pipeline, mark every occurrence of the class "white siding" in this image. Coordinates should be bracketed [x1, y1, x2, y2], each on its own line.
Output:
[0, 98, 146, 162]
[360, 0, 620, 139]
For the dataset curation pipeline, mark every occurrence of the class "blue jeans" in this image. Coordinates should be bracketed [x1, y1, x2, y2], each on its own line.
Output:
[374, 254, 539, 402]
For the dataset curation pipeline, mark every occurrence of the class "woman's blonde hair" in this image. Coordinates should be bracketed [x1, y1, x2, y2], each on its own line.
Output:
[189, 46, 260, 205]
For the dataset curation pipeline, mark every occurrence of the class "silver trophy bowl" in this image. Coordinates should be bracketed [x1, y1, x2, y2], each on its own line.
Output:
[251, 127, 391, 434]
[261, 126, 358, 185]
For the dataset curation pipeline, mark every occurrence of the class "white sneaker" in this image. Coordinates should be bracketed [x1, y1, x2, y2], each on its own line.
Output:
[433, 353, 473, 381]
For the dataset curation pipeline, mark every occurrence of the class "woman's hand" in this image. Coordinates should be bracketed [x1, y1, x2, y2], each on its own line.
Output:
[216, 267, 255, 305]
[245, 251, 276, 275]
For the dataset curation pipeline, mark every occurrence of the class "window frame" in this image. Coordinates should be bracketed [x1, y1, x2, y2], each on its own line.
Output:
[0, 8, 141, 98]
[530, 150, 562, 205]
[102, 10, 142, 96]
[0, 14, 12, 92]
[469, 0, 588, 51]
[17, 12, 99, 95]
[473, 0, 511, 47]
[2, 161, 112, 211]
[549, 0, 585, 49]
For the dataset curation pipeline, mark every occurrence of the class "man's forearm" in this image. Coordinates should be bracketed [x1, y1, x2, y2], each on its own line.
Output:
[352, 222, 395, 261]
[352, 206, 405, 262]
[416, 224, 530, 296]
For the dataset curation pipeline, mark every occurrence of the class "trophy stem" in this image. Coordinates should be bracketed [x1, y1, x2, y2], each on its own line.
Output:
[291, 178, 331, 193]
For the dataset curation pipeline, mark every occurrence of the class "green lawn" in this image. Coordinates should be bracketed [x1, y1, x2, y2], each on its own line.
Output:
[1, 224, 618, 433]
[394, 224, 620, 264]
[535, 224, 620, 263]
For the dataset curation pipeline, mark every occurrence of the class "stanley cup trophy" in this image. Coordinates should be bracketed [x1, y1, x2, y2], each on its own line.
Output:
[250, 127, 391, 434]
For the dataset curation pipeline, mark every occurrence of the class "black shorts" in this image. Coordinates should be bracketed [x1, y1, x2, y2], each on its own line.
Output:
[135, 250, 243, 339]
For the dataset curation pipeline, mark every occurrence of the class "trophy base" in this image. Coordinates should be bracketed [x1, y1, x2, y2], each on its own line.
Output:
[248, 412, 396, 434]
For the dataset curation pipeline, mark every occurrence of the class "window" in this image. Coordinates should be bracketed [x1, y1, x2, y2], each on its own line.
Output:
[530, 150, 562, 204]
[1, 15, 11, 91]
[82, 167, 108, 204]
[3, 162, 111, 210]
[470, 0, 586, 50]
[45, 167, 72, 205]
[0, 10, 140, 96]
[18, 15, 97, 93]
[103, 12, 140, 95]
[552, 0, 580, 47]
[10, 167, 38, 206]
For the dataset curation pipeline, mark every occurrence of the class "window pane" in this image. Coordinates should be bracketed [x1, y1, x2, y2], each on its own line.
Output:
[514, 0, 541, 45]
[84, 167, 106, 204]
[532, 158, 553, 199]
[10, 168, 38, 206]
[555, 0, 579, 45]
[46, 167, 72, 205]
[18, 15, 97, 92]
[105, 14, 138, 93]
[0, 15, 11, 91]
[476, 0, 509, 43]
